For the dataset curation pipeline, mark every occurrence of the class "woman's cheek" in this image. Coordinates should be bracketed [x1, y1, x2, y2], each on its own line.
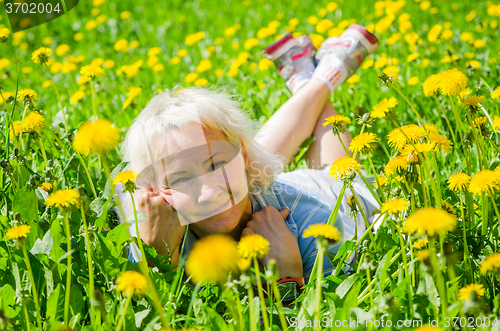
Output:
[224, 152, 248, 204]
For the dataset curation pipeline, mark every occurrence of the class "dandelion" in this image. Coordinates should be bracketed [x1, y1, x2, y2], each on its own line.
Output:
[459, 284, 485, 301]
[468, 170, 500, 196]
[440, 200, 457, 216]
[371, 97, 398, 118]
[416, 249, 430, 261]
[384, 156, 407, 177]
[116, 271, 148, 297]
[349, 132, 377, 154]
[9, 121, 22, 140]
[31, 47, 53, 65]
[238, 234, 270, 260]
[329, 156, 361, 180]
[480, 252, 500, 274]
[17, 89, 38, 104]
[399, 142, 434, 156]
[80, 64, 104, 79]
[38, 181, 54, 192]
[380, 198, 408, 215]
[323, 115, 351, 135]
[387, 124, 426, 150]
[303, 224, 342, 243]
[380, 66, 400, 83]
[472, 117, 489, 135]
[448, 173, 471, 191]
[5, 224, 31, 241]
[437, 68, 467, 96]
[72, 119, 121, 156]
[428, 133, 452, 153]
[373, 176, 388, 187]
[493, 116, 500, 131]
[22, 112, 45, 133]
[45, 188, 80, 209]
[492, 86, 500, 100]
[413, 238, 427, 249]
[403, 207, 456, 237]
[460, 95, 486, 111]
[185, 234, 239, 284]
[0, 28, 10, 43]
[423, 74, 440, 96]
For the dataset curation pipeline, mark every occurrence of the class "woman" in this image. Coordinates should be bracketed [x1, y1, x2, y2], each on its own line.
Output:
[119, 24, 380, 287]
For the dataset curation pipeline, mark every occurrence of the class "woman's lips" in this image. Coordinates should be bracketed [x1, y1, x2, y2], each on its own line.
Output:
[200, 199, 232, 219]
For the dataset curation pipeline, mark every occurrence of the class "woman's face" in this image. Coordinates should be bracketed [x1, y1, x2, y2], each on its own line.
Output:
[146, 123, 252, 237]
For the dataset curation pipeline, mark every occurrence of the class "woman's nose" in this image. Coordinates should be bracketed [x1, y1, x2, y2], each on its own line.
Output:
[197, 180, 224, 204]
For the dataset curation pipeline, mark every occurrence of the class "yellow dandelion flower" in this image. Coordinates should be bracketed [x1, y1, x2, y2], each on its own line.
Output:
[493, 116, 500, 131]
[116, 271, 147, 297]
[399, 142, 434, 156]
[31, 47, 53, 65]
[382, 66, 400, 82]
[371, 97, 398, 118]
[413, 238, 427, 249]
[491, 87, 500, 100]
[186, 234, 239, 284]
[460, 95, 486, 110]
[459, 284, 485, 301]
[73, 119, 121, 156]
[416, 249, 430, 261]
[440, 200, 456, 216]
[80, 64, 104, 79]
[9, 121, 22, 140]
[428, 133, 452, 154]
[329, 156, 362, 180]
[407, 53, 419, 62]
[448, 173, 471, 191]
[468, 170, 500, 196]
[38, 181, 54, 191]
[196, 59, 212, 73]
[480, 252, 500, 274]
[22, 112, 45, 133]
[384, 156, 407, 176]
[380, 198, 408, 215]
[112, 170, 138, 186]
[472, 117, 488, 131]
[348, 132, 377, 154]
[6, 224, 31, 241]
[17, 89, 38, 104]
[423, 74, 440, 96]
[238, 234, 270, 260]
[45, 188, 80, 209]
[323, 115, 351, 127]
[387, 124, 426, 150]
[403, 207, 457, 237]
[437, 68, 467, 96]
[237, 258, 251, 271]
[303, 224, 342, 243]
[373, 175, 388, 187]
[0, 28, 11, 43]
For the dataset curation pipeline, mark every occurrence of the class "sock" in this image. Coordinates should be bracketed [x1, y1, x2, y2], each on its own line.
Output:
[285, 61, 315, 95]
[311, 53, 347, 93]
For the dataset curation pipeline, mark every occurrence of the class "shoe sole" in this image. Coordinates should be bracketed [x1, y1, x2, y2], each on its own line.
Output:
[262, 34, 315, 61]
[343, 24, 379, 54]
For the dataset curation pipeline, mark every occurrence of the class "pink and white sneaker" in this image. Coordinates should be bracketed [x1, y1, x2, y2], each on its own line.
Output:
[312, 24, 379, 91]
[262, 34, 316, 94]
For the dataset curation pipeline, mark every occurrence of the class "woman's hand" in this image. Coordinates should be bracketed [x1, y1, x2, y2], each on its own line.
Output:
[137, 187, 186, 265]
[241, 206, 303, 278]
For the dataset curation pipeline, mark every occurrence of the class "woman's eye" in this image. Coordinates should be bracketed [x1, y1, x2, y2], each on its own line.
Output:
[171, 177, 189, 187]
[210, 161, 227, 171]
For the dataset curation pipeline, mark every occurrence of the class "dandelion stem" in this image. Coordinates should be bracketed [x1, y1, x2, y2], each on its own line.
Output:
[314, 242, 326, 331]
[44, 63, 69, 131]
[336, 133, 352, 157]
[115, 295, 132, 331]
[248, 282, 257, 331]
[392, 219, 414, 316]
[91, 80, 97, 121]
[253, 258, 270, 331]
[21, 241, 43, 330]
[270, 281, 288, 331]
[434, 95, 456, 145]
[367, 154, 386, 202]
[428, 236, 448, 320]
[80, 203, 96, 325]
[63, 212, 73, 325]
[22, 300, 31, 331]
[130, 193, 149, 273]
[390, 84, 425, 127]
[481, 195, 489, 236]
[37, 138, 48, 169]
[75, 151, 97, 199]
[350, 185, 379, 252]
[489, 192, 500, 224]
[449, 97, 465, 143]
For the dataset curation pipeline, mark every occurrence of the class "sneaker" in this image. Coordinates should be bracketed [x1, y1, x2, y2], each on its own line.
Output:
[314, 24, 379, 83]
[262, 34, 316, 81]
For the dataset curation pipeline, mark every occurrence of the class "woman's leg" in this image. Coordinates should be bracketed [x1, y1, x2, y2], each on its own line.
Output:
[255, 79, 352, 167]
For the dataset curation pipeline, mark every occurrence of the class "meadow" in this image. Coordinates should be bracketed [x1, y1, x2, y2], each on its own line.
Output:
[1, 0, 500, 330]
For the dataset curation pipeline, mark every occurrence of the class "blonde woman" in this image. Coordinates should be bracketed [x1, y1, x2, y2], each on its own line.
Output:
[119, 25, 380, 300]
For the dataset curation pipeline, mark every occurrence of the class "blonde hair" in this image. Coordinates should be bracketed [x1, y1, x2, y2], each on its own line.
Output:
[122, 86, 285, 194]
